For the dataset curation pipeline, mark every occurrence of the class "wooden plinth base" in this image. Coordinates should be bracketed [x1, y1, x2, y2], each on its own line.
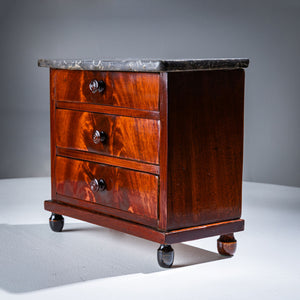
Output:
[45, 200, 244, 244]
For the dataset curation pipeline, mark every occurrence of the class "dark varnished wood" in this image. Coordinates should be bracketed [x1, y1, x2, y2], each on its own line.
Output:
[157, 244, 174, 268]
[158, 72, 168, 230]
[45, 200, 166, 243]
[166, 70, 245, 230]
[56, 147, 160, 175]
[55, 156, 159, 220]
[164, 219, 244, 244]
[49, 213, 64, 232]
[52, 69, 159, 110]
[56, 193, 158, 227]
[56, 101, 160, 120]
[55, 109, 160, 164]
[45, 200, 244, 244]
[217, 233, 237, 256]
[50, 69, 57, 200]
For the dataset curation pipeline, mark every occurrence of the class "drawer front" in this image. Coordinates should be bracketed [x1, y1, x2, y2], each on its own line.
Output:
[55, 157, 158, 220]
[52, 69, 112, 105]
[52, 69, 159, 110]
[56, 109, 160, 164]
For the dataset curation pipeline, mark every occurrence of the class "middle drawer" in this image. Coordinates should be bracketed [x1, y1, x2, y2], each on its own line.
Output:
[55, 109, 160, 164]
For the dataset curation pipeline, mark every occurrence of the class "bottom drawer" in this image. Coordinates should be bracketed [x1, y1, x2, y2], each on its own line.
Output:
[55, 157, 158, 220]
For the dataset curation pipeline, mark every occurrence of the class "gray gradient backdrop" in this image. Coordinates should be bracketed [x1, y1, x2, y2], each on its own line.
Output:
[0, 0, 299, 187]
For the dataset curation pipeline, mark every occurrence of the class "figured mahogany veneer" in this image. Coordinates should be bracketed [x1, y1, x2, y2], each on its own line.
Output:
[45, 66, 246, 250]
[55, 156, 158, 220]
[56, 101, 160, 120]
[56, 109, 160, 164]
[56, 148, 160, 175]
[52, 69, 159, 110]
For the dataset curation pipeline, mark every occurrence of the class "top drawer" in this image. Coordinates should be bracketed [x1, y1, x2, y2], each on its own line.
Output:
[51, 69, 160, 111]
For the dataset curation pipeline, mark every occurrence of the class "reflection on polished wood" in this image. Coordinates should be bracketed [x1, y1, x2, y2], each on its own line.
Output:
[55, 156, 159, 220]
[52, 69, 159, 110]
[55, 109, 160, 164]
[217, 233, 237, 256]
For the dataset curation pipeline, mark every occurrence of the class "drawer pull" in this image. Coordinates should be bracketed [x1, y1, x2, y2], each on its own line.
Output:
[90, 178, 106, 192]
[92, 130, 107, 144]
[89, 79, 106, 94]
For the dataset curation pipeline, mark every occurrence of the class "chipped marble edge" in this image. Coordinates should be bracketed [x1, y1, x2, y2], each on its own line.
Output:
[37, 59, 249, 72]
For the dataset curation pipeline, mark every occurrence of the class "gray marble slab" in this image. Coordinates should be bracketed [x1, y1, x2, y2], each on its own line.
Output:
[38, 58, 249, 72]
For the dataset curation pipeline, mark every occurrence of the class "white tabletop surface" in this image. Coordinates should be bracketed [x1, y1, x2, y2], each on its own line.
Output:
[0, 178, 299, 299]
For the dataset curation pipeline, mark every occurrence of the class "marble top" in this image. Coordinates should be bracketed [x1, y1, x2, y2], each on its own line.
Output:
[38, 58, 249, 72]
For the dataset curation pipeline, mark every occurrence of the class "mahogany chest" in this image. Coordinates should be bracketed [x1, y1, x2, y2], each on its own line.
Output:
[38, 58, 249, 267]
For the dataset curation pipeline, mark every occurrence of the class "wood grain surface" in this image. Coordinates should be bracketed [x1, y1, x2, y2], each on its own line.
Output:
[56, 147, 160, 175]
[52, 69, 159, 110]
[55, 193, 158, 227]
[56, 101, 160, 120]
[50, 69, 57, 199]
[158, 72, 168, 230]
[55, 109, 160, 164]
[52, 69, 112, 105]
[110, 72, 159, 110]
[55, 156, 159, 220]
[165, 70, 245, 230]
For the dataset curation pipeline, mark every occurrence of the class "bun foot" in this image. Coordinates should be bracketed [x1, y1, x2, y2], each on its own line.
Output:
[49, 213, 64, 232]
[157, 244, 174, 268]
[217, 233, 237, 256]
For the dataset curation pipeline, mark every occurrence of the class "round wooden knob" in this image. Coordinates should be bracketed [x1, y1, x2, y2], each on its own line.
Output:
[92, 130, 107, 144]
[90, 178, 106, 192]
[89, 80, 105, 93]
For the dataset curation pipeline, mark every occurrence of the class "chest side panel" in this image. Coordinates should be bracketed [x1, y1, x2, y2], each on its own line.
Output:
[167, 70, 244, 230]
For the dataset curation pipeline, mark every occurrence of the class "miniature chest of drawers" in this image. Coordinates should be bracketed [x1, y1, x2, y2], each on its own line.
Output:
[38, 58, 249, 267]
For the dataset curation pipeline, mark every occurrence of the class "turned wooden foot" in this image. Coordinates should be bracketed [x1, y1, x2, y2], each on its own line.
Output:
[49, 213, 64, 232]
[157, 244, 174, 268]
[217, 233, 237, 256]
